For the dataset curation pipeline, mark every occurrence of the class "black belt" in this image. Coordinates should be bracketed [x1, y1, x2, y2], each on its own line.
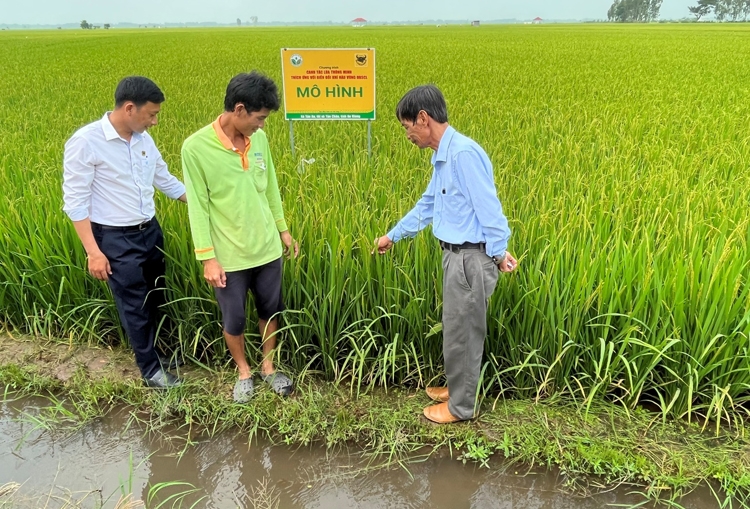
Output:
[93, 218, 153, 232]
[439, 240, 485, 253]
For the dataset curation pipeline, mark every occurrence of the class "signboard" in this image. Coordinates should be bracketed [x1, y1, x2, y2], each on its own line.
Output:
[280, 48, 376, 120]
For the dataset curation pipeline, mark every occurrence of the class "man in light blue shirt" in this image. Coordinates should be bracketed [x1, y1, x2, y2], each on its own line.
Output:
[63, 76, 186, 388]
[376, 85, 518, 423]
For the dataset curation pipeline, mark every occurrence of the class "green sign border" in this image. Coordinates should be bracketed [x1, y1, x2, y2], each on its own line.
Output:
[281, 48, 376, 122]
[285, 111, 375, 120]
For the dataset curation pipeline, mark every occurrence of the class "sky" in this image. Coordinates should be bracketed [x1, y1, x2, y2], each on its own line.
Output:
[1, 0, 696, 25]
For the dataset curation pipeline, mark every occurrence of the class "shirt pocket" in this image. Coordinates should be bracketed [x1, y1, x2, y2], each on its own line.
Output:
[140, 152, 155, 185]
[441, 166, 472, 225]
[443, 193, 471, 226]
[251, 153, 268, 193]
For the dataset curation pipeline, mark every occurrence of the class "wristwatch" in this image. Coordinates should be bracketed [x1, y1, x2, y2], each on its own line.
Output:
[491, 254, 503, 268]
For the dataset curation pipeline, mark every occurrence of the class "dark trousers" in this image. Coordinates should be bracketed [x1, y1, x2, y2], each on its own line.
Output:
[92, 219, 165, 378]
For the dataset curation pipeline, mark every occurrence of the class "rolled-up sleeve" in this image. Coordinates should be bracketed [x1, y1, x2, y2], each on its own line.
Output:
[62, 136, 95, 221]
[153, 148, 186, 200]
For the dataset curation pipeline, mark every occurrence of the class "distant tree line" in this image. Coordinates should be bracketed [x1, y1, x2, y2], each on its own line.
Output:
[607, 0, 664, 21]
[689, 0, 750, 20]
[80, 20, 109, 29]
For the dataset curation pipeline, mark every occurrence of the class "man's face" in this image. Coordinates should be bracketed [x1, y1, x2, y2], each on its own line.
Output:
[400, 112, 430, 149]
[126, 101, 161, 133]
[236, 106, 271, 137]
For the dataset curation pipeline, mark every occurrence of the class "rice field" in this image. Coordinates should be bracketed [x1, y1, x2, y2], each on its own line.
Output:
[1, 24, 750, 422]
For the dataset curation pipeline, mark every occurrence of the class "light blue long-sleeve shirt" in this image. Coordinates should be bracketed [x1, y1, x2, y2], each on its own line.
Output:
[387, 126, 511, 259]
[62, 113, 186, 226]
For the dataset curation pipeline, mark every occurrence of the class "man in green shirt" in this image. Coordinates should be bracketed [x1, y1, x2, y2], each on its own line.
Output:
[182, 71, 299, 402]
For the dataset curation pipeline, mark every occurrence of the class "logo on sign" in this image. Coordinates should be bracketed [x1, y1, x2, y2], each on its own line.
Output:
[290, 54, 303, 67]
[355, 54, 367, 66]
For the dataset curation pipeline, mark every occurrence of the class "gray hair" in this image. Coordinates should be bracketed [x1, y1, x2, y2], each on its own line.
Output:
[395, 85, 448, 124]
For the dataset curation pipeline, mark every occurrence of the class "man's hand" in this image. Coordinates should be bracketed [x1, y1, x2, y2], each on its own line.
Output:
[498, 252, 518, 273]
[88, 251, 112, 281]
[374, 235, 394, 254]
[203, 258, 227, 288]
[72, 219, 111, 281]
[280, 231, 299, 259]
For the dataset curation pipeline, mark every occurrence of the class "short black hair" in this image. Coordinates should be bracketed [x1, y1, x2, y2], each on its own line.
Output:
[114, 76, 165, 108]
[395, 85, 448, 124]
[224, 71, 280, 113]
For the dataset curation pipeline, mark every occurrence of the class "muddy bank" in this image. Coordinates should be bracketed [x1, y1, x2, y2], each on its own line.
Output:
[2, 333, 750, 507]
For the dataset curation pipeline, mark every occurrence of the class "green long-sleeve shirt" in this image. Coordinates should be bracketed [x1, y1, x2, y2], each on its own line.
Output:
[182, 119, 288, 272]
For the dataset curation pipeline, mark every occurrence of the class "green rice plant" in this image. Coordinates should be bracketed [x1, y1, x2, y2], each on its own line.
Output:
[2, 25, 750, 423]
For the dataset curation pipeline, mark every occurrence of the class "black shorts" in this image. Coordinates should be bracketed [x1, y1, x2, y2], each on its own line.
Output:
[214, 258, 285, 335]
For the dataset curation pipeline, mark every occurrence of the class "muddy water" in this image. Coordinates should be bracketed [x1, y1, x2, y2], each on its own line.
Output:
[0, 397, 720, 508]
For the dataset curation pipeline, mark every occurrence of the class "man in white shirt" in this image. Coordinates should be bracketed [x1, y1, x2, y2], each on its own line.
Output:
[63, 76, 186, 388]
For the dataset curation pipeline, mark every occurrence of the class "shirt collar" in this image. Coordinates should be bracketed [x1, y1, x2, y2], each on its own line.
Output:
[100, 112, 142, 144]
[212, 115, 249, 151]
[432, 125, 456, 164]
[100, 112, 121, 141]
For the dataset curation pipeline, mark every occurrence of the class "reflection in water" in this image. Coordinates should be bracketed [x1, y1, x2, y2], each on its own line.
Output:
[0, 399, 152, 507]
[0, 398, 716, 508]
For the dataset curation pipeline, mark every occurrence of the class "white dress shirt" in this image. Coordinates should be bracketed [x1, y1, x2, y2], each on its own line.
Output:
[63, 112, 186, 226]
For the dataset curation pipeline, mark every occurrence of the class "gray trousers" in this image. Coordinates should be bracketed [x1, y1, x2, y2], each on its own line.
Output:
[442, 248, 499, 419]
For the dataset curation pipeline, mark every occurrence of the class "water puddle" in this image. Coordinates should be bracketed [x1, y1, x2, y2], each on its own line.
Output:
[0, 397, 721, 508]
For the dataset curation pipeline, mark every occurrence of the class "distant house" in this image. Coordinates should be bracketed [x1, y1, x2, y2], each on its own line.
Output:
[533, 17, 543, 24]
[471, 20, 480, 27]
[351, 17, 367, 27]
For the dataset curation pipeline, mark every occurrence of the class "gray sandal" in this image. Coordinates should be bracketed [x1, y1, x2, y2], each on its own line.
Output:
[261, 372, 293, 396]
[233, 377, 255, 403]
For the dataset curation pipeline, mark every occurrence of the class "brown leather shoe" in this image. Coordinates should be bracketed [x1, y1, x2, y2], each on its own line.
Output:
[425, 386, 449, 402]
[423, 402, 462, 424]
